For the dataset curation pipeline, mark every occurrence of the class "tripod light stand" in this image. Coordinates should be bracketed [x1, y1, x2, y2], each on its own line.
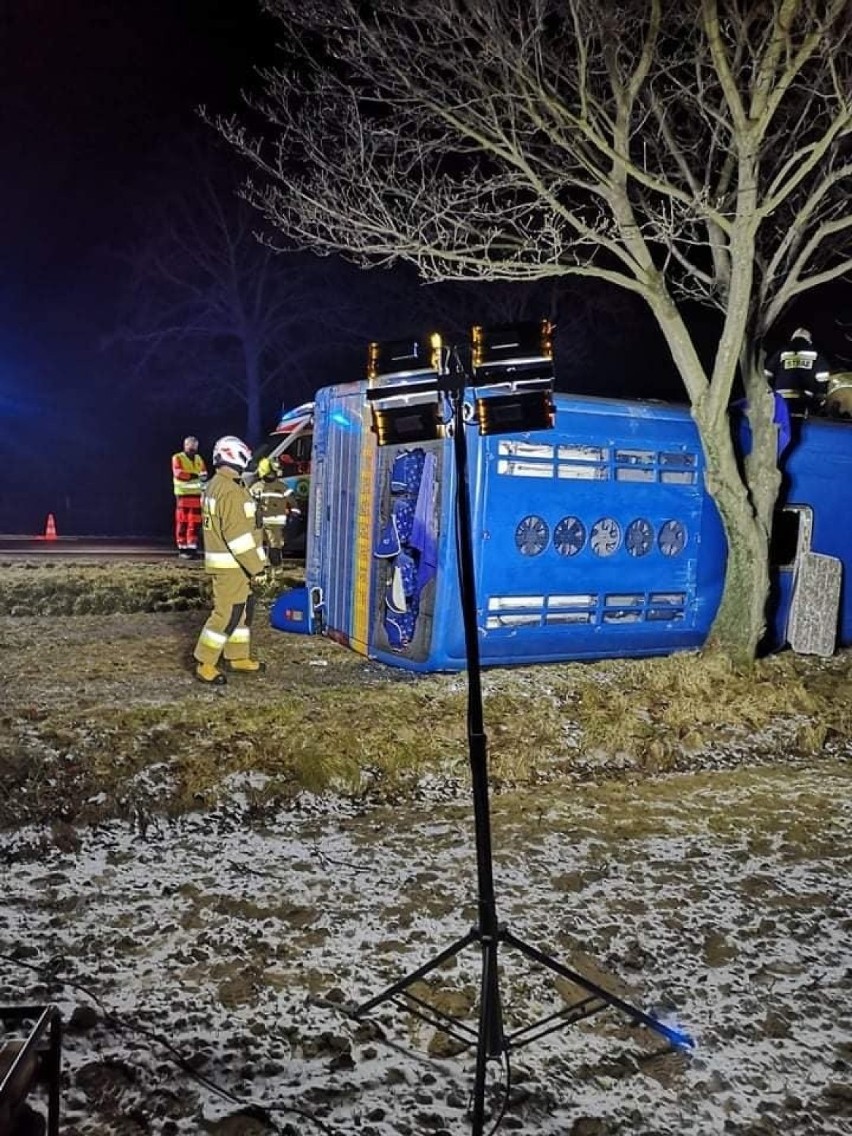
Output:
[357, 328, 693, 1135]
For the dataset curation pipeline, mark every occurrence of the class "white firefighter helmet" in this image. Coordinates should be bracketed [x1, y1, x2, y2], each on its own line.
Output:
[792, 327, 812, 344]
[212, 435, 252, 471]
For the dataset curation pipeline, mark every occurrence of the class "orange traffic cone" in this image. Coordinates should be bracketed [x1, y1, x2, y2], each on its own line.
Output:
[43, 513, 58, 541]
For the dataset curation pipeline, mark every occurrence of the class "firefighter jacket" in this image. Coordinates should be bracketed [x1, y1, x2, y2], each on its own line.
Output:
[250, 476, 293, 528]
[172, 451, 208, 497]
[201, 468, 267, 576]
[764, 341, 830, 412]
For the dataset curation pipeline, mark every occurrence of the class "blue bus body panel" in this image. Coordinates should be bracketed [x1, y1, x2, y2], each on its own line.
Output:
[277, 383, 852, 671]
[472, 398, 725, 666]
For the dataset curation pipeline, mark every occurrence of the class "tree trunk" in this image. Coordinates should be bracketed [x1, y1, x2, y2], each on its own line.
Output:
[693, 394, 779, 668]
[242, 339, 263, 444]
[741, 364, 783, 544]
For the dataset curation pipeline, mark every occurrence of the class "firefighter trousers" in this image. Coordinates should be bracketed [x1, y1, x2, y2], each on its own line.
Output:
[193, 572, 256, 666]
[264, 522, 284, 551]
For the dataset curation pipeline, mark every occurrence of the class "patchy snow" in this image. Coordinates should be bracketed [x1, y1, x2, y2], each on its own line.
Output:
[2, 759, 851, 1135]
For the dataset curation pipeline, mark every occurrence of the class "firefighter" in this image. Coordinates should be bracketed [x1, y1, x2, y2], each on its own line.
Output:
[764, 328, 831, 417]
[250, 455, 296, 567]
[193, 435, 268, 685]
[171, 435, 208, 559]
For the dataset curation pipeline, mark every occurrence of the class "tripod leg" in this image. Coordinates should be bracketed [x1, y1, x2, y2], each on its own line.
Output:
[354, 928, 480, 1018]
[502, 928, 693, 1049]
[470, 931, 505, 1136]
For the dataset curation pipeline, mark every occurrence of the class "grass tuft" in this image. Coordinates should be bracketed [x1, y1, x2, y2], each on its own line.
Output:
[1, 562, 850, 828]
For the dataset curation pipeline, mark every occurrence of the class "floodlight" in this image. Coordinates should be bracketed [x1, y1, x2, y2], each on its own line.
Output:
[471, 318, 554, 379]
[474, 383, 555, 436]
[370, 398, 445, 446]
[366, 334, 446, 446]
[367, 332, 443, 381]
[470, 320, 555, 436]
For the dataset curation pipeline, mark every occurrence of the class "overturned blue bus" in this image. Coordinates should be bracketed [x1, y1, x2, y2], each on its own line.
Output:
[270, 329, 852, 672]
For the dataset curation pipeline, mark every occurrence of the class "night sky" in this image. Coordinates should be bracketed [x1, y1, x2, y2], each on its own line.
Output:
[1, 3, 847, 538]
[3, 2, 259, 278]
[0, 0, 671, 541]
[1, 0, 273, 535]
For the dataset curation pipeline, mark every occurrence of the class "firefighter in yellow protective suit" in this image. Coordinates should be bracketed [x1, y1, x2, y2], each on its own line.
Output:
[193, 435, 268, 685]
[250, 455, 296, 568]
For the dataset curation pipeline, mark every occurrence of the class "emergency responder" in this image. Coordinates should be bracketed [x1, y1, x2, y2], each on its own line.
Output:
[250, 455, 296, 567]
[764, 328, 831, 417]
[171, 435, 207, 559]
[193, 435, 267, 685]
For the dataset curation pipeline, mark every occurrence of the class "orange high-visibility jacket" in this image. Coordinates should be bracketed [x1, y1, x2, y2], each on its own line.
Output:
[172, 451, 207, 497]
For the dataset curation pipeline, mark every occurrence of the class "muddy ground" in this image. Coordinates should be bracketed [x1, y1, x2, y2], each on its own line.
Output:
[1, 578, 851, 1135]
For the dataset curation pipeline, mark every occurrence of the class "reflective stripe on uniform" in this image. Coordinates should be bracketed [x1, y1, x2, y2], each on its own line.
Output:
[229, 531, 258, 555]
[782, 351, 816, 369]
[205, 549, 241, 570]
[229, 627, 250, 643]
[243, 501, 256, 518]
[263, 514, 289, 525]
[199, 627, 229, 649]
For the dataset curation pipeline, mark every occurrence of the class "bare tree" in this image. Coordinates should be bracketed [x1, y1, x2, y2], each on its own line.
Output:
[113, 147, 336, 442]
[216, 0, 851, 662]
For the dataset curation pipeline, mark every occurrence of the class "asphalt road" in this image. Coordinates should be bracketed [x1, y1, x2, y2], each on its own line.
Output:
[0, 536, 179, 562]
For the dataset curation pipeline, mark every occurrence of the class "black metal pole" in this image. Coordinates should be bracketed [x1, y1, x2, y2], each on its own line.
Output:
[47, 1008, 61, 1136]
[449, 384, 504, 1133]
[355, 361, 694, 1135]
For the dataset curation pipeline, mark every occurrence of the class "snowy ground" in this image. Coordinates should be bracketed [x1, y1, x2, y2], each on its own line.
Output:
[2, 758, 851, 1136]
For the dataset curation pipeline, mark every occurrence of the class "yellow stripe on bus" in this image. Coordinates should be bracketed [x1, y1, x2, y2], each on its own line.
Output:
[351, 424, 376, 654]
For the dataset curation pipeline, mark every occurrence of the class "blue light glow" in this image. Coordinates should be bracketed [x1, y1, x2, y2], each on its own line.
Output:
[658, 1018, 696, 1049]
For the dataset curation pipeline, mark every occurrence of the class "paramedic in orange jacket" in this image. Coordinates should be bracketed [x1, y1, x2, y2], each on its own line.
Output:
[171, 435, 207, 559]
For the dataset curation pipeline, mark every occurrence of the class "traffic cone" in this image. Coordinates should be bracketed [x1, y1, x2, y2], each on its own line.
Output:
[43, 513, 58, 540]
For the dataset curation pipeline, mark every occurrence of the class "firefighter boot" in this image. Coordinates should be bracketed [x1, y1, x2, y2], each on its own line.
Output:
[195, 662, 227, 685]
[225, 658, 267, 674]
